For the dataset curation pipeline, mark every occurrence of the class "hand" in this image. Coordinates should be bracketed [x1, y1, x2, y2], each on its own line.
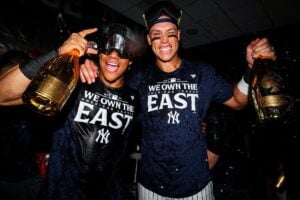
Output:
[80, 58, 99, 84]
[246, 37, 277, 69]
[58, 28, 98, 57]
[201, 122, 207, 134]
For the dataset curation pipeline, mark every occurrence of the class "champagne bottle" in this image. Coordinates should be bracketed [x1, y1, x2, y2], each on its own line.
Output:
[22, 49, 80, 116]
[249, 57, 294, 122]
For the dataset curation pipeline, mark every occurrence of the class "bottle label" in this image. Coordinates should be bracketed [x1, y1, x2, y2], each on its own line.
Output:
[36, 75, 70, 109]
[261, 95, 291, 107]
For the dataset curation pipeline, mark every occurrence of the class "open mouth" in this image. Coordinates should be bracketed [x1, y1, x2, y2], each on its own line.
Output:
[160, 45, 172, 52]
[105, 62, 119, 72]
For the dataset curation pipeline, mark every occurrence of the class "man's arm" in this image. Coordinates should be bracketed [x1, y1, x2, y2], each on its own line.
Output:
[0, 28, 97, 106]
[207, 150, 220, 170]
[224, 37, 276, 110]
[0, 66, 30, 105]
[223, 84, 248, 110]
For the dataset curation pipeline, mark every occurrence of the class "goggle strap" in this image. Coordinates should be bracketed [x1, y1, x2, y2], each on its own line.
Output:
[177, 10, 183, 26]
[143, 10, 182, 30]
[143, 13, 149, 29]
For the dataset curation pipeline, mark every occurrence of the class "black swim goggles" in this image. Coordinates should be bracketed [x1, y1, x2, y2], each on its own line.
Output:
[97, 24, 135, 59]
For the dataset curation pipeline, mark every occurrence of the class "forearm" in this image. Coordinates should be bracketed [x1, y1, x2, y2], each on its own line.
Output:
[0, 50, 59, 106]
[19, 50, 58, 79]
[0, 50, 58, 106]
[0, 66, 31, 105]
[233, 83, 248, 109]
[0, 28, 97, 106]
[233, 67, 251, 109]
[223, 87, 248, 110]
[207, 150, 220, 170]
[223, 74, 249, 110]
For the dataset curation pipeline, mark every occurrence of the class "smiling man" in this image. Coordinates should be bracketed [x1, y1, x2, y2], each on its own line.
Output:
[125, 1, 277, 199]
[0, 23, 140, 200]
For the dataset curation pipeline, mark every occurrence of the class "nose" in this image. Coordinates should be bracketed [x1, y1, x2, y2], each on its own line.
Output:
[160, 33, 169, 43]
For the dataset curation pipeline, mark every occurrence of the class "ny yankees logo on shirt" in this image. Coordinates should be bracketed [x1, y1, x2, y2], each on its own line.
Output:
[147, 77, 199, 124]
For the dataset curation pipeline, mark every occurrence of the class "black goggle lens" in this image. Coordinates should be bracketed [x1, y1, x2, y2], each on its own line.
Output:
[99, 33, 132, 59]
[102, 49, 129, 59]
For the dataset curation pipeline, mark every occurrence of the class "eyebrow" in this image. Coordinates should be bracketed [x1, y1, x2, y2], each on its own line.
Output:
[150, 28, 177, 34]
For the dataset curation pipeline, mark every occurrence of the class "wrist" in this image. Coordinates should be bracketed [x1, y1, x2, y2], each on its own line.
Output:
[238, 68, 251, 95]
[58, 47, 62, 55]
[238, 78, 249, 95]
[19, 50, 59, 79]
[242, 67, 251, 84]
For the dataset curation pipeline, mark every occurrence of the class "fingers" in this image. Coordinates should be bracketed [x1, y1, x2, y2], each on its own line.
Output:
[59, 28, 98, 56]
[248, 38, 260, 49]
[78, 28, 98, 38]
[201, 122, 207, 134]
[86, 48, 98, 55]
[67, 33, 88, 55]
[246, 37, 277, 68]
[250, 38, 276, 60]
[79, 59, 98, 84]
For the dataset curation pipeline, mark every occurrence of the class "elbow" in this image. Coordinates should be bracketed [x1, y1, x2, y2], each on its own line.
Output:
[233, 100, 248, 110]
[232, 96, 248, 110]
[223, 96, 248, 110]
[0, 89, 24, 106]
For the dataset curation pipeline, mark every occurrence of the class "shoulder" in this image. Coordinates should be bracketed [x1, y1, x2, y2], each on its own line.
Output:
[183, 59, 213, 71]
[123, 83, 138, 95]
[125, 61, 154, 89]
[181, 59, 217, 78]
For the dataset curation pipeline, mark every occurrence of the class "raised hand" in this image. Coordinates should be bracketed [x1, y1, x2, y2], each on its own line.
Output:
[246, 38, 277, 68]
[58, 28, 98, 57]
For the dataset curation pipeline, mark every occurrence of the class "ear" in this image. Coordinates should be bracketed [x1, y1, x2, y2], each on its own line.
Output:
[177, 29, 181, 42]
[147, 34, 151, 45]
[127, 61, 133, 71]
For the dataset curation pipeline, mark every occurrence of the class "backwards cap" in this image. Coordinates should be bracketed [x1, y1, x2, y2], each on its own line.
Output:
[143, 1, 182, 30]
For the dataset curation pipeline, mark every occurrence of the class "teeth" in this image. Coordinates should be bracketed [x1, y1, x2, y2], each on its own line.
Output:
[106, 62, 118, 72]
[107, 62, 117, 66]
[160, 45, 171, 51]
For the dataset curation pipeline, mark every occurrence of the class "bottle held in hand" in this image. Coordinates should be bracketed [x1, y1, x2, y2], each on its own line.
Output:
[22, 49, 79, 116]
[249, 57, 294, 123]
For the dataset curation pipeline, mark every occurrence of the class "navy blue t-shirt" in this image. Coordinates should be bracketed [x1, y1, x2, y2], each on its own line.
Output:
[43, 81, 139, 200]
[126, 59, 233, 197]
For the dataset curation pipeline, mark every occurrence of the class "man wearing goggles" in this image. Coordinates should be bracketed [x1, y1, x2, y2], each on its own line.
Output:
[97, 23, 135, 59]
[0, 23, 140, 199]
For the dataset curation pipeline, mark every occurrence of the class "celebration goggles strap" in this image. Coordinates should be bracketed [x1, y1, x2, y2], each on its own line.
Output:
[143, 1, 182, 29]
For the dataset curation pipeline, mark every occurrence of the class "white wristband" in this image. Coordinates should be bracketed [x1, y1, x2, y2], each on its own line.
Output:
[238, 77, 249, 95]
